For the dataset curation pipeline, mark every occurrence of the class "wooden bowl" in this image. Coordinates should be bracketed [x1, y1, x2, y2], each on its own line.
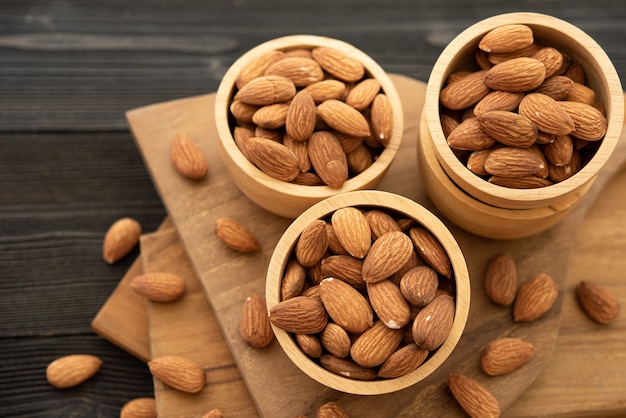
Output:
[215, 35, 404, 219]
[424, 12, 623, 213]
[265, 190, 470, 395]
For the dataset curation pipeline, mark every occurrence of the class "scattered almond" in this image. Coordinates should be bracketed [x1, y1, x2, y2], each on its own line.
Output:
[215, 216, 261, 253]
[102, 217, 141, 264]
[120, 397, 157, 418]
[170, 133, 208, 179]
[481, 337, 535, 376]
[576, 281, 620, 324]
[46, 354, 102, 389]
[484, 253, 517, 306]
[448, 373, 501, 418]
[513, 273, 558, 322]
[148, 355, 206, 394]
[240, 294, 274, 348]
[316, 401, 350, 418]
[130, 272, 185, 302]
[201, 409, 223, 418]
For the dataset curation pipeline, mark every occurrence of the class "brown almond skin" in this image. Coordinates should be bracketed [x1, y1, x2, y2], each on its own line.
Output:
[576, 281, 620, 324]
[295, 333, 323, 358]
[307, 131, 348, 188]
[331, 207, 372, 259]
[320, 255, 365, 290]
[534, 75, 574, 101]
[264, 56, 324, 87]
[371, 93, 394, 147]
[120, 397, 157, 418]
[102, 217, 141, 264]
[559, 100, 608, 141]
[202, 409, 223, 418]
[148, 355, 206, 394]
[350, 320, 404, 368]
[513, 273, 558, 322]
[409, 227, 452, 278]
[235, 50, 284, 89]
[481, 337, 535, 376]
[367, 279, 412, 329]
[171, 133, 208, 179]
[489, 175, 554, 189]
[518, 93, 575, 136]
[448, 373, 501, 418]
[473, 90, 525, 116]
[364, 209, 401, 240]
[246, 136, 301, 182]
[233, 74, 296, 106]
[46, 354, 103, 389]
[477, 110, 538, 148]
[312, 47, 365, 82]
[319, 354, 377, 381]
[239, 294, 274, 348]
[345, 78, 381, 110]
[447, 117, 497, 151]
[316, 402, 350, 418]
[484, 147, 545, 178]
[295, 219, 329, 267]
[400, 265, 439, 307]
[319, 277, 373, 334]
[303, 79, 346, 103]
[281, 259, 307, 300]
[378, 343, 429, 378]
[286, 89, 317, 141]
[215, 216, 261, 253]
[362, 231, 414, 283]
[320, 322, 352, 358]
[130, 272, 186, 303]
[484, 57, 546, 92]
[484, 253, 517, 306]
[478, 24, 534, 53]
[412, 294, 455, 351]
[269, 296, 328, 334]
[317, 99, 371, 138]
[440, 70, 490, 110]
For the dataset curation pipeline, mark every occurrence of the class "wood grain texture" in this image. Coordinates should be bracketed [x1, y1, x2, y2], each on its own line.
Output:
[126, 75, 625, 417]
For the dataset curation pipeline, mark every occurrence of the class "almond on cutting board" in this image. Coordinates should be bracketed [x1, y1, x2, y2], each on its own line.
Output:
[102, 217, 142, 264]
[170, 133, 208, 180]
[148, 355, 206, 394]
[513, 273, 558, 322]
[130, 272, 185, 302]
[215, 216, 261, 253]
[448, 373, 501, 418]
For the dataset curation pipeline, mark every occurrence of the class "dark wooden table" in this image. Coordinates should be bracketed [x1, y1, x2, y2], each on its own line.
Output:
[1, 1, 624, 417]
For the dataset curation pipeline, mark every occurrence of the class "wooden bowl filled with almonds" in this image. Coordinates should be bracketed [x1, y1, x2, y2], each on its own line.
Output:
[215, 35, 403, 218]
[265, 190, 470, 395]
[421, 12, 623, 239]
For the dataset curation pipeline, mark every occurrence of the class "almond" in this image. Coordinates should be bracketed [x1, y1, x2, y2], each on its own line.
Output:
[316, 402, 350, 418]
[467, 149, 492, 177]
[400, 265, 439, 307]
[518, 93, 575, 135]
[202, 409, 223, 418]
[440, 70, 490, 110]
[478, 24, 534, 53]
[319, 277, 373, 334]
[446, 117, 497, 151]
[412, 294, 455, 351]
[334, 131, 364, 153]
[367, 279, 411, 329]
[303, 79, 346, 103]
[559, 100, 608, 141]
[319, 354, 377, 380]
[563, 62, 586, 84]
[345, 78, 381, 110]
[364, 209, 401, 240]
[233, 74, 296, 106]
[120, 397, 157, 418]
[269, 295, 328, 334]
[484, 57, 546, 92]
[484, 253, 517, 306]
[281, 259, 307, 300]
[102, 217, 142, 264]
[317, 99, 370, 137]
[312, 47, 365, 82]
[566, 82, 596, 105]
[528, 144, 550, 178]
[377, 343, 429, 379]
[130, 272, 186, 303]
[170, 133, 208, 179]
[477, 110, 538, 148]
[489, 175, 553, 189]
[533, 75, 574, 101]
[484, 147, 545, 178]
[307, 131, 348, 188]
[448, 373, 501, 418]
[252, 102, 289, 129]
[362, 231, 414, 283]
[254, 126, 282, 142]
[542, 134, 573, 166]
[240, 294, 274, 348]
[326, 223, 349, 255]
[513, 273, 558, 322]
[576, 281, 620, 324]
[320, 322, 352, 358]
[285, 89, 317, 141]
[481, 337, 535, 376]
[229, 100, 258, 124]
[320, 255, 366, 290]
[350, 320, 404, 368]
[440, 113, 460, 138]
[246, 136, 300, 182]
[331, 207, 372, 259]
[215, 216, 261, 252]
[292, 171, 324, 186]
[473, 90, 524, 116]
[549, 150, 581, 182]
[370, 93, 394, 146]
[295, 219, 329, 267]
[46, 354, 102, 389]
[148, 355, 206, 394]
[409, 227, 452, 278]
[233, 126, 255, 160]
[346, 144, 373, 174]
[284, 134, 311, 172]
[235, 50, 284, 89]
[295, 333, 323, 358]
[532, 47, 564, 78]
[487, 43, 540, 65]
[264, 56, 324, 87]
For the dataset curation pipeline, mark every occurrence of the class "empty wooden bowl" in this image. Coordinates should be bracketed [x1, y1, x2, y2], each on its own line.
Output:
[215, 35, 404, 218]
[422, 12, 623, 238]
[265, 190, 470, 395]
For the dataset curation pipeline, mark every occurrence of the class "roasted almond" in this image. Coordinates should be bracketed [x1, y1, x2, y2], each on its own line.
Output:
[528, 144, 550, 178]
[412, 294, 455, 351]
[295, 333, 323, 358]
[473, 90, 524, 116]
[484, 253, 517, 306]
[251, 102, 289, 129]
[229, 100, 258, 124]
[130, 272, 185, 303]
[215, 216, 261, 253]
[269, 296, 328, 334]
[307, 131, 348, 188]
[350, 320, 404, 368]
[559, 100, 608, 141]
[171, 133, 208, 179]
[481, 337, 535, 376]
[240, 294, 274, 348]
[320, 255, 365, 290]
[367, 279, 412, 329]
[233, 126, 255, 160]
[233, 74, 296, 106]
[576, 281, 620, 324]
[295, 219, 329, 267]
[120, 397, 157, 418]
[331, 207, 372, 259]
[46, 354, 102, 389]
[513, 273, 558, 322]
[563, 62, 586, 84]
[345, 78, 381, 110]
[320, 322, 352, 358]
[102, 217, 142, 264]
[478, 24, 534, 53]
[303, 79, 346, 103]
[477, 110, 538, 148]
[281, 259, 307, 300]
[286, 89, 317, 141]
[447, 117, 498, 151]
[409, 227, 452, 278]
[484, 147, 545, 178]
[487, 42, 540, 65]
[312, 47, 365, 82]
[319, 277, 373, 334]
[370, 93, 394, 146]
[440, 70, 490, 110]
[148, 355, 206, 394]
[319, 354, 377, 381]
[448, 373, 501, 418]
[377, 343, 429, 378]
[484, 57, 546, 92]
[532, 47, 564, 78]
[400, 265, 439, 307]
[247, 136, 300, 182]
[362, 231, 414, 283]
[264, 56, 324, 87]
[326, 223, 349, 255]
[317, 99, 371, 137]
[518, 93, 575, 135]
[364, 209, 401, 240]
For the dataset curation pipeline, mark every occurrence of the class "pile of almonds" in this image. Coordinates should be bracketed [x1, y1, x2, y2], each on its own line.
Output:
[228, 45, 394, 188]
[264, 205, 457, 381]
[439, 23, 608, 189]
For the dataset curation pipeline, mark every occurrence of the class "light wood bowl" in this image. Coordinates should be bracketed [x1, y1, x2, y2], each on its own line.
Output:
[265, 190, 470, 395]
[215, 35, 404, 219]
[424, 12, 623, 212]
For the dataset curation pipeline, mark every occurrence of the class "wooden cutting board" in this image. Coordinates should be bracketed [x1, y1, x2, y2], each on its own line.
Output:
[93, 75, 626, 417]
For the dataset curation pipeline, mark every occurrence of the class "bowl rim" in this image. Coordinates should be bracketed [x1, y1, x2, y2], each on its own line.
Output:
[425, 12, 624, 210]
[214, 34, 404, 201]
[265, 190, 470, 395]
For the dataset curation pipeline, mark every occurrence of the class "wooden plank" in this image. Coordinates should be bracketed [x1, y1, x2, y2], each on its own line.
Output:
[140, 227, 258, 418]
[126, 74, 626, 417]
